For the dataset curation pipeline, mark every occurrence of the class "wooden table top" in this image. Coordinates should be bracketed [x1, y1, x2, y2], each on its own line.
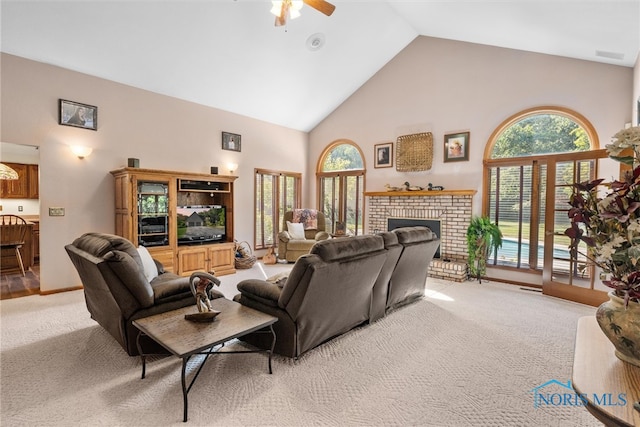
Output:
[133, 298, 277, 358]
[573, 316, 640, 427]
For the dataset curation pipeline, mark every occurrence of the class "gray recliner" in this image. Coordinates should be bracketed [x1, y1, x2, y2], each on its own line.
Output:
[234, 234, 388, 358]
[65, 232, 224, 356]
[386, 226, 441, 311]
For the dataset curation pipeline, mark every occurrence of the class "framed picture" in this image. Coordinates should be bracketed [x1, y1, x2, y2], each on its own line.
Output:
[58, 99, 97, 131]
[374, 142, 393, 168]
[222, 132, 241, 152]
[444, 132, 469, 162]
[334, 221, 346, 236]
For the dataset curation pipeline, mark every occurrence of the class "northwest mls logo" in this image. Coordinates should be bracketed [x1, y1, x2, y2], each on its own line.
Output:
[530, 379, 627, 408]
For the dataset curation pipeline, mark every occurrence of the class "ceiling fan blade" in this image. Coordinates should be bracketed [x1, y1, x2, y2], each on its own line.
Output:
[303, 0, 335, 16]
[274, 1, 288, 26]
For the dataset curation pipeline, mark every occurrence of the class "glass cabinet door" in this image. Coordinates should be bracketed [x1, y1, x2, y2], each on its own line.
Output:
[137, 181, 169, 247]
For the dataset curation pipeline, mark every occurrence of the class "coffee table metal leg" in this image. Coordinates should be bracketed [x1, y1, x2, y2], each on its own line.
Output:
[181, 357, 189, 422]
[136, 331, 146, 379]
[268, 324, 276, 374]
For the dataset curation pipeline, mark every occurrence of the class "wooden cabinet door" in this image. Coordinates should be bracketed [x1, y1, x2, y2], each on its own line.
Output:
[208, 242, 236, 276]
[27, 165, 39, 199]
[177, 246, 208, 276]
[0, 163, 28, 198]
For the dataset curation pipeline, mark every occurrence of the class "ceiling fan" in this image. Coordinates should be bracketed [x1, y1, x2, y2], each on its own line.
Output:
[271, 0, 335, 27]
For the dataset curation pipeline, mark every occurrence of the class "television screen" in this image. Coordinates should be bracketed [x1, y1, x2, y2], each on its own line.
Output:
[177, 205, 226, 244]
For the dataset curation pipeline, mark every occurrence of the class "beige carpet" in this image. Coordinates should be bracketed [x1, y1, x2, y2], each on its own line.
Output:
[1, 263, 600, 426]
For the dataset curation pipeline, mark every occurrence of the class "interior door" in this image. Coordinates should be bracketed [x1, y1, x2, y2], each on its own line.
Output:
[541, 153, 609, 306]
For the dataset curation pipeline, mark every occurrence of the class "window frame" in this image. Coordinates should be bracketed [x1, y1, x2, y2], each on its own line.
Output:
[482, 106, 600, 273]
[254, 168, 301, 250]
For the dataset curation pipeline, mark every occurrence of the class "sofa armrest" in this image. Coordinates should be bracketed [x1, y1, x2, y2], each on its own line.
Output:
[153, 258, 166, 275]
[315, 231, 330, 241]
[237, 279, 281, 307]
[278, 231, 291, 243]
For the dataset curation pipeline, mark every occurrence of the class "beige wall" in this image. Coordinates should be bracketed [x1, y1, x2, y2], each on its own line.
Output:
[634, 52, 640, 125]
[309, 36, 634, 217]
[1, 53, 308, 292]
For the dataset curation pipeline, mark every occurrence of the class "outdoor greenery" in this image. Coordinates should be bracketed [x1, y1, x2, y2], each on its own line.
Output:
[491, 114, 590, 158]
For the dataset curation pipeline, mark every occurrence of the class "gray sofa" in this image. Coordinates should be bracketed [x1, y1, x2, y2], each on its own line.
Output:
[234, 227, 440, 358]
[65, 232, 224, 356]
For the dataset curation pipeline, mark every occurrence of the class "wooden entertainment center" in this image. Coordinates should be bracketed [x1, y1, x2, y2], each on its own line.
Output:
[110, 167, 238, 276]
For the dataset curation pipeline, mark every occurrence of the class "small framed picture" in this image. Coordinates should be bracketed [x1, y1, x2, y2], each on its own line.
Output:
[222, 132, 241, 152]
[334, 221, 346, 236]
[374, 142, 393, 168]
[444, 132, 469, 162]
[58, 99, 97, 131]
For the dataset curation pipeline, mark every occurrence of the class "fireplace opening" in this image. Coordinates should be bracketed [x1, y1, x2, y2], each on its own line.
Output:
[387, 218, 441, 258]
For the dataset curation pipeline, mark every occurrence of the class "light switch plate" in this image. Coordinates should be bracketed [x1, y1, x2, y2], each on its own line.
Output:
[49, 207, 65, 216]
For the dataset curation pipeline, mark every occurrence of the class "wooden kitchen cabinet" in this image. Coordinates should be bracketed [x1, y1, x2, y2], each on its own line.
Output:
[0, 163, 38, 199]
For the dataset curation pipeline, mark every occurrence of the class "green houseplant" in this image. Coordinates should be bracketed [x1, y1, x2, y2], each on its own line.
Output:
[466, 216, 503, 283]
[564, 126, 640, 366]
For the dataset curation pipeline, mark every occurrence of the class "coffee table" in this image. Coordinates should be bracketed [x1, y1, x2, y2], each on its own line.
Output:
[132, 298, 277, 422]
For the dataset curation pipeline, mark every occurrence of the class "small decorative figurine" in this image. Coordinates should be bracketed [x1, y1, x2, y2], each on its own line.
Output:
[385, 183, 402, 191]
[427, 183, 445, 191]
[185, 272, 221, 323]
[404, 181, 423, 191]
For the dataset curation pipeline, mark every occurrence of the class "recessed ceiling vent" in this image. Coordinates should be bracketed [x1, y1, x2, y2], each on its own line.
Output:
[306, 33, 325, 51]
[595, 50, 625, 61]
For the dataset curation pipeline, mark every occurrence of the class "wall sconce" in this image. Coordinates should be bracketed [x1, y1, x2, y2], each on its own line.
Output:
[71, 145, 93, 159]
[227, 163, 238, 174]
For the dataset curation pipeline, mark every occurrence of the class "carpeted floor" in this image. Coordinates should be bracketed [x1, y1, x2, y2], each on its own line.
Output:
[0, 264, 600, 426]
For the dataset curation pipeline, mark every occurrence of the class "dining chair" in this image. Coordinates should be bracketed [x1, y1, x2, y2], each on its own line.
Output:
[0, 214, 28, 276]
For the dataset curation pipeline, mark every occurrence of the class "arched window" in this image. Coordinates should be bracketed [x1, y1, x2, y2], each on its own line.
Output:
[317, 140, 365, 235]
[483, 107, 600, 274]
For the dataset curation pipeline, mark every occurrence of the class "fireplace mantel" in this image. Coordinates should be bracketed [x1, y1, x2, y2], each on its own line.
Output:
[364, 189, 476, 197]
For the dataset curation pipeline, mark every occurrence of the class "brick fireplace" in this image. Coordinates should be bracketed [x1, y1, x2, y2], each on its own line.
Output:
[365, 189, 476, 282]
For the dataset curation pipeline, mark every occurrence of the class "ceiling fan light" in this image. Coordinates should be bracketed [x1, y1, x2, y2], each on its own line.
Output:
[291, 1, 303, 11]
[270, 1, 283, 17]
[289, 8, 301, 20]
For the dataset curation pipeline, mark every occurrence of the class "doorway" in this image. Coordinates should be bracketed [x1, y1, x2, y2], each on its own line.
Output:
[0, 142, 40, 299]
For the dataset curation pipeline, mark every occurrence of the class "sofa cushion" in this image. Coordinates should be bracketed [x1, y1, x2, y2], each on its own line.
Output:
[393, 226, 435, 244]
[137, 246, 159, 282]
[311, 235, 384, 262]
[73, 232, 144, 271]
[104, 250, 154, 308]
[287, 221, 306, 240]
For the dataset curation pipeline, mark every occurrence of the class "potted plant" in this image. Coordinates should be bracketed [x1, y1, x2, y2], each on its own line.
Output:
[466, 216, 503, 283]
[565, 126, 640, 366]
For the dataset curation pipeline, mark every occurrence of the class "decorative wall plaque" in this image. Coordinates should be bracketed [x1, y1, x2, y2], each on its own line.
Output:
[396, 132, 433, 172]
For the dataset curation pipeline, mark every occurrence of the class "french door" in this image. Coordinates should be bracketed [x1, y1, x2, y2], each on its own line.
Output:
[487, 150, 610, 306]
[541, 150, 609, 306]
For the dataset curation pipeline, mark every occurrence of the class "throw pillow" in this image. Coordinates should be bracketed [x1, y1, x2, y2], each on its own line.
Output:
[137, 245, 159, 282]
[292, 209, 318, 230]
[287, 221, 306, 240]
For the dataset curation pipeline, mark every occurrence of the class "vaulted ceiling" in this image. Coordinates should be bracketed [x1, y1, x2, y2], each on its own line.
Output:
[2, 0, 638, 132]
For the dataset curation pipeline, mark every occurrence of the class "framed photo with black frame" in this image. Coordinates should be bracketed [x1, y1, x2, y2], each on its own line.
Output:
[444, 131, 469, 162]
[374, 142, 393, 168]
[222, 132, 241, 152]
[58, 99, 97, 131]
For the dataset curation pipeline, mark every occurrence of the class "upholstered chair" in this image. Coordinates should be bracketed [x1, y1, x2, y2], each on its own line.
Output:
[277, 209, 330, 262]
[65, 232, 224, 356]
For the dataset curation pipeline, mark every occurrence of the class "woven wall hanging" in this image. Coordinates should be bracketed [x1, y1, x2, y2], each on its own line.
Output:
[396, 132, 433, 172]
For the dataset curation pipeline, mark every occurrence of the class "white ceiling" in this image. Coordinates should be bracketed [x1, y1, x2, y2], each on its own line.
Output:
[2, 0, 639, 132]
